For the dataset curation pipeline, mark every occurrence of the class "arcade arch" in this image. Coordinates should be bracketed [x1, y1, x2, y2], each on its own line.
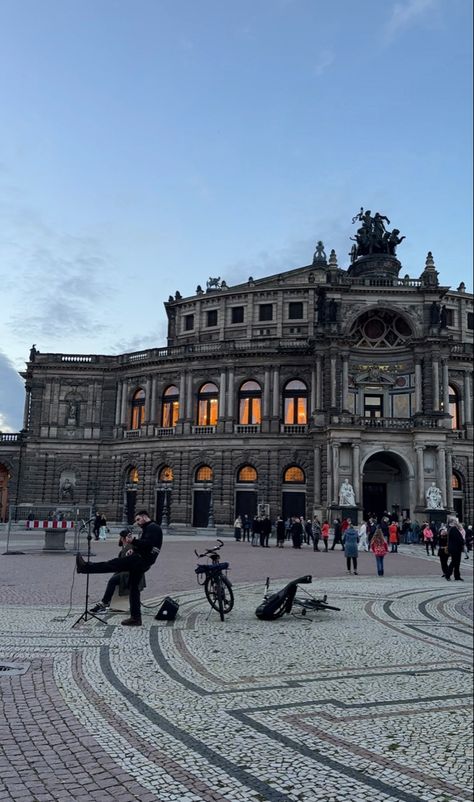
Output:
[362, 451, 412, 520]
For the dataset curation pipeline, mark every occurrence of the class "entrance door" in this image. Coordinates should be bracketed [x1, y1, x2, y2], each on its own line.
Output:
[193, 490, 211, 527]
[282, 491, 306, 522]
[235, 490, 257, 520]
[363, 482, 386, 519]
[126, 490, 137, 524]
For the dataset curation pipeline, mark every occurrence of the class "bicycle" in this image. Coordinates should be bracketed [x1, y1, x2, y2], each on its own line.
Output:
[194, 539, 234, 621]
[255, 575, 340, 621]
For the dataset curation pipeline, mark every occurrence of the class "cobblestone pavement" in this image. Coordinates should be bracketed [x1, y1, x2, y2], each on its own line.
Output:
[0, 538, 472, 802]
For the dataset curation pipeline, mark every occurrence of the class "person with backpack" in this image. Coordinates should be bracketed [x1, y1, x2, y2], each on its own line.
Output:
[370, 528, 389, 576]
[321, 520, 330, 552]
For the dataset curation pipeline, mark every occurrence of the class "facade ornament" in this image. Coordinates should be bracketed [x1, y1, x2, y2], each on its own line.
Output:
[339, 479, 356, 507]
[312, 241, 327, 264]
[206, 277, 221, 290]
[328, 249, 338, 268]
[457, 282, 466, 292]
[420, 251, 439, 287]
[425, 482, 443, 509]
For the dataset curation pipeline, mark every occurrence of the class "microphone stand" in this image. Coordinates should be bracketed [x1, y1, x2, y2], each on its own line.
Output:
[72, 518, 107, 627]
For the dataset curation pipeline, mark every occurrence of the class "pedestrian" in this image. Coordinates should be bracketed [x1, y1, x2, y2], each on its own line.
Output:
[321, 520, 330, 551]
[330, 519, 344, 550]
[304, 519, 313, 546]
[290, 516, 303, 549]
[342, 518, 359, 574]
[312, 518, 321, 551]
[465, 525, 473, 554]
[234, 515, 242, 541]
[276, 516, 285, 548]
[251, 516, 260, 546]
[388, 521, 399, 553]
[445, 516, 466, 581]
[358, 520, 368, 552]
[93, 512, 106, 541]
[437, 525, 449, 579]
[76, 509, 163, 626]
[242, 515, 251, 542]
[261, 516, 272, 547]
[370, 528, 389, 576]
[422, 521, 435, 556]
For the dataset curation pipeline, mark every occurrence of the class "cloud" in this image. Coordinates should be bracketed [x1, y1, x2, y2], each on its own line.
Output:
[384, 0, 439, 40]
[111, 320, 168, 355]
[0, 351, 24, 432]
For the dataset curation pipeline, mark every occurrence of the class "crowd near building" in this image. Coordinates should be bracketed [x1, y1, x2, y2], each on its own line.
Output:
[0, 211, 472, 529]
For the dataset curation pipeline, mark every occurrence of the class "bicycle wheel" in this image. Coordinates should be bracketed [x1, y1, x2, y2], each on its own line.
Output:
[205, 575, 234, 617]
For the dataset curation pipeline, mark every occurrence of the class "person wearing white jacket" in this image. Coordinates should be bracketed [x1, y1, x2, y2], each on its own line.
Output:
[358, 520, 369, 551]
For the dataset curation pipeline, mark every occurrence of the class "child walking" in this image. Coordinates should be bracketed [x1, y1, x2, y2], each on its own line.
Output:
[370, 528, 389, 576]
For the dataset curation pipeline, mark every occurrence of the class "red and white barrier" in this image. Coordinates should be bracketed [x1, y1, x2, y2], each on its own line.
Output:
[27, 520, 75, 529]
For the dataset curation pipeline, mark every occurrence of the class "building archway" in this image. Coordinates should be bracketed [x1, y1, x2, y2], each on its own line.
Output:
[362, 451, 411, 520]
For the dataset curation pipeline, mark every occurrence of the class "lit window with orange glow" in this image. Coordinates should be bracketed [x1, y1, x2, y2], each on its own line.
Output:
[196, 465, 213, 482]
[131, 389, 145, 430]
[283, 380, 307, 424]
[237, 465, 257, 482]
[451, 472, 461, 490]
[162, 385, 179, 427]
[159, 466, 174, 482]
[239, 380, 262, 424]
[129, 467, 139, 484]
[283, 466, 305, 483]
[197, 383, 219, 425]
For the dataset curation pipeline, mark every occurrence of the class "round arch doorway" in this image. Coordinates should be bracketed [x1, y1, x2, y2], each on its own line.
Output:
[362, 451, 411, 521]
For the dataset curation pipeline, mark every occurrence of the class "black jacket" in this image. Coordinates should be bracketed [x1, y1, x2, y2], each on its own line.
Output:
[447, 526, 464, 556]
[133, 520, 163, 564]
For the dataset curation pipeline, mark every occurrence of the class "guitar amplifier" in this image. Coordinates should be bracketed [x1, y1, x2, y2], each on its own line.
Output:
[155, 596, 179, 621]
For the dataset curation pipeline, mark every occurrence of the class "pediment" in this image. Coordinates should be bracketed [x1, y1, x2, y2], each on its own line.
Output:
[353, 368, 396, 385]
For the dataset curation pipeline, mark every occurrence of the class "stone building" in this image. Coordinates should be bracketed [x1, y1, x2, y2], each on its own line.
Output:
[1, 214, 473, 527]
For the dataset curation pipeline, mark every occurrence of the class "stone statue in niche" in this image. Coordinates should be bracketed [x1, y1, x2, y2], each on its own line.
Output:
[67, 402, 78, 425]
[60, 478, 74, 501]
[339, 479, 356, 507]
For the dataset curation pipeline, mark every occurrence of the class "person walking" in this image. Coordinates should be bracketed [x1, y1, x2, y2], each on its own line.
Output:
[370, 528, 389, 576]
[445, 516, 465, 581]
[290, 516, 303, 549]
[330, 519, 344, 550]
[76, 509, 162, 626]
[388, 521, 399, 553]
[342, 519, 359, 574]
[321, 520, 330, 552]
[358, 520, 368, 552]
[261, 516, 272, 547]
[93, 512, 106, 541]
[251, 516, 260, 546]
[422, 522, 435, 556]
[276, 516, 285, 548]
[242, 515, 251, 542]
[312, 518, 321, 551]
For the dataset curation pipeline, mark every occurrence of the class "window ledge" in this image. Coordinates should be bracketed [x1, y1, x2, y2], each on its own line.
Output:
[234, 424, 261, 434]
[124, 429, 142, 438]
[192, 425, 216, 435]
[281, 424, 307, 434]
[154, 426, 176, 437]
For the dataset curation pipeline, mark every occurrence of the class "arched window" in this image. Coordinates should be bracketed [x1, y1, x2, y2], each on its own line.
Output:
[128, 467, 139, 484]
[283, 380, 308, 424]
[283, 466, 305, 483]
[159, 466, 174, 482]
[237, 465, 258, 482]
[131, 388, 145, 430]
[239, 381, 262, 424]
[451, 472, 462, 490]
[449, 385, 460, 429]
[197, 382, 219, 425]
[196, 465, 213, 482]
[350, 310, 413, 348]
[162, 385, 179, 427]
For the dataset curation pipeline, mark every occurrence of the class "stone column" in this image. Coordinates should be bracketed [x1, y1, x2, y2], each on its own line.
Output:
[316, 356, 322, 410]
[227, 368, 234, 418]
[415, 445, 425, 506]
[149, 376, 157, 423]
[114, 381, 122, 425]
[120, 381, 128, 425]
[342, 355, 349, 411]
[263, 368, 271, 418]
[437, 446, 447, 507]
[186, 372, 193, 420]
[272, 367, 280, 417]
[464, 371, 472, 424]
[332, 443, 339, 504]
[179, 372, 186, 421]
[446, 450, 454, 510]
[326, 443, 332, 508]
[23, 384, 32, 429]
[219, 370, 226, 420]
[330, 356, 337, 408]
[414, 361, 422, 413]
[314, 445, 321, 506]
[311, 368, 317, 416]
[144, 378, 152, 422]
[432, 359, 440, 411]
[352, 444, 360, 504]
[442, 361, 449, 416]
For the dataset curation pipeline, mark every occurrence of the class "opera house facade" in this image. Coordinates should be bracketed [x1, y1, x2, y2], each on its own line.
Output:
[1, 214, 473, 528]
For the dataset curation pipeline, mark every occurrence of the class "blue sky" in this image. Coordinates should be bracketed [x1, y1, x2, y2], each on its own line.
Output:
[0, 0, 472, 430]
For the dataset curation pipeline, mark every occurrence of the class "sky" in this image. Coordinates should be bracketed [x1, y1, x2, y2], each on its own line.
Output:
[0, 0, 472, 431]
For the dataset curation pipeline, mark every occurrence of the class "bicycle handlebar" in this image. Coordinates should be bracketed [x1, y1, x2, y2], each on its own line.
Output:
[194, 538, 224, 559]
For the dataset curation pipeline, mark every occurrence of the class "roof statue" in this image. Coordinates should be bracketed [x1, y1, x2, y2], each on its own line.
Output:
[350, 208, 405, 260]
[206, 277, 221, 290]
[312, 241, 327, 264]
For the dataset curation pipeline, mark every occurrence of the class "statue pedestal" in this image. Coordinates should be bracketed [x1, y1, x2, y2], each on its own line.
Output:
[330, 505, 359, 525]
[425, 509, 448, 526]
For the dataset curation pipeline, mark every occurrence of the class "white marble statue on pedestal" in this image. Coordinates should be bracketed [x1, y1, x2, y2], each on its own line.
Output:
[425, 482, 443, 509]
[339, 478, 356, 507]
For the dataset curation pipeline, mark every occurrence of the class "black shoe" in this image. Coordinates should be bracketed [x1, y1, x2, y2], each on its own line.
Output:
[76, 553, 87, 573]
[445, 576, 451, 581]
[90, 602, 109, 613]
[454, 578, 464, 581]
[121, 617, 142, 626]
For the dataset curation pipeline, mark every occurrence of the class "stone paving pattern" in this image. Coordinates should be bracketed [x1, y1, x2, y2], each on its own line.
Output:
[0, 535, 472, 802]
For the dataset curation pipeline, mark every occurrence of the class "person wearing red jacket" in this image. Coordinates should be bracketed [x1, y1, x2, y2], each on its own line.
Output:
[388, 521, 399, 553]
[370, 528, 389, 576]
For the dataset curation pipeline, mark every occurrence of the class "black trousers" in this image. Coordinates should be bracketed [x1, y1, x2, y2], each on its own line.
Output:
[346, 556, 358, 571]
[446, 553, 462, 580]
[83, 554, 152, 619]
[438, 550, 449, 576]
